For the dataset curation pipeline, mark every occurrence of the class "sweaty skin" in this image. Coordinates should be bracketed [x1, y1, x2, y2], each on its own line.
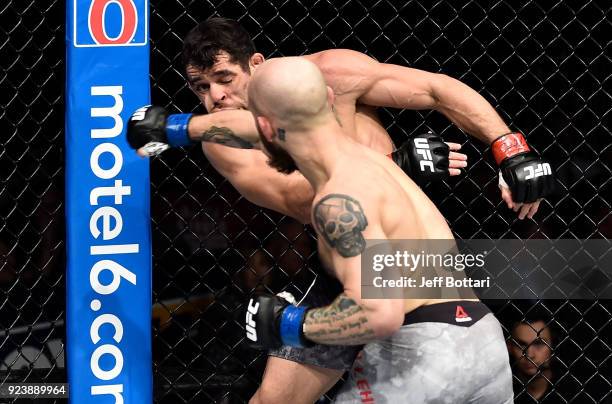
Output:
[250, 57, 476, 347]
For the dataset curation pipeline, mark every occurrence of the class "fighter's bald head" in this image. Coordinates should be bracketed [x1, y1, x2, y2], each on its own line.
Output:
[248, 57, 331, 131]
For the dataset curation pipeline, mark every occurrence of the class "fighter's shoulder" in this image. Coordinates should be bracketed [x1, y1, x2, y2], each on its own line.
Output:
[306, 48, 377, 63]
[311, 184, 383, 256]
[311, 182, 382, 225]
[304, 50, 380, 86]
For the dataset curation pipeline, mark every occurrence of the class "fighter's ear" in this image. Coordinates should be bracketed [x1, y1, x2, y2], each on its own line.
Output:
[256, 116, 275, 142]
[250, 53, 265, 71]
[326, 86, 335, 108]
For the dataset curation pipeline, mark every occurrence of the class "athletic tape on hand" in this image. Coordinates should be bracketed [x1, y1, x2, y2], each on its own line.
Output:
[141, 142, 170, 156]
[498, 170, 509, 189]
[276, 291, 297, 305]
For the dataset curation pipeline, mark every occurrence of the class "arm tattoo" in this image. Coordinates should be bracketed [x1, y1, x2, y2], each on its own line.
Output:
[198, 126, 254, 149]
[304, 293, 376, 345]
[313, 194, 368, 257]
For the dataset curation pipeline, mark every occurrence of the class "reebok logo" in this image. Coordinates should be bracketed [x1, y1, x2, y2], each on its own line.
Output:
[455, 305, 472, 323]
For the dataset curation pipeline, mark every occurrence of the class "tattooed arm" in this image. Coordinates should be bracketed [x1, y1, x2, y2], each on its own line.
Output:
[302, 268, 404, 345]
[244, 193, 403, 348]
[302, 193, 404, 345]
[188, 109, 262, 149]
[303, 293, 378, 345]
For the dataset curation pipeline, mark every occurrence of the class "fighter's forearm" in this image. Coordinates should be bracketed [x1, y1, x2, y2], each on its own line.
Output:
[432, 75, 510, 144]
[302, 293, 377, 345]
[187, 109, 261, 149]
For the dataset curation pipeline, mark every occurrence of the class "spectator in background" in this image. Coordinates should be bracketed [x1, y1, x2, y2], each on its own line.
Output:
[507, 314, 557, 402]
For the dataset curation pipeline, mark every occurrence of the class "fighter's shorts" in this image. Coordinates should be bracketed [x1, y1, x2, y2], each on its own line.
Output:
[333, 301, 514, 404]
[268, 272, 362, 371]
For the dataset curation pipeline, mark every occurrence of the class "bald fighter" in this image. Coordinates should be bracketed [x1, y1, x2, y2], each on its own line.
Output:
[245, 57, 513, 403]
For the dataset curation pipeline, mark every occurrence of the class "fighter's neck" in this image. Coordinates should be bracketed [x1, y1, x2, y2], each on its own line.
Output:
[284, 123, 349, 191]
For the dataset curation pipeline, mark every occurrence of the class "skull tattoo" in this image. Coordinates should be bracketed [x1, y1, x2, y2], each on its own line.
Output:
[314, 194, 368, 257]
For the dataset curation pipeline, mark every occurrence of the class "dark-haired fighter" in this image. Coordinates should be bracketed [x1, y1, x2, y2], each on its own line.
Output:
[245, 57, 513, 403]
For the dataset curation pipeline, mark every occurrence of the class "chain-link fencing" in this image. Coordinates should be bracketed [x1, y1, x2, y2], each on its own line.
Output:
[149, 1, 611, 403]
[0, 1, 66, 403]
[0, 0, 610, 403]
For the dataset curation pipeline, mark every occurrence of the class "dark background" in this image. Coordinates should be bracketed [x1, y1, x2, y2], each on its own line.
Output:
[0, 0, 610, 403]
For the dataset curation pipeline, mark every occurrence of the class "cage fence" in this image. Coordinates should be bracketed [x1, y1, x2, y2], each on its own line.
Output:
[0, 0, 610, 403]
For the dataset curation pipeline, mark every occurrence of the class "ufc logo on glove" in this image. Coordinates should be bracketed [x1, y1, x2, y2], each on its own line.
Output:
[524, 163, 552, 180]
[414, 138, 435, 173]
[130, 105, 151, 121]
[245, 299, 259, 342]
[493, 132, 555, 203]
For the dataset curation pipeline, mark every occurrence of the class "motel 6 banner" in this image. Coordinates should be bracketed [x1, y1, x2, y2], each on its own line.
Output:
[66, 1, 152, 402]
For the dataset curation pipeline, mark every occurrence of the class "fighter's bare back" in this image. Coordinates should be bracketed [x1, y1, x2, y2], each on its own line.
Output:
[311, 138, 458, 314]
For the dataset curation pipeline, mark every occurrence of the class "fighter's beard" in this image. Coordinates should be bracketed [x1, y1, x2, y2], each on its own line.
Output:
[259, 134, 298, 174]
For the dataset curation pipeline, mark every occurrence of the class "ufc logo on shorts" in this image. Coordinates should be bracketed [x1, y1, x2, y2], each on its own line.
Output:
[414, 138, 434, 173]
[245, 299, 259, 342]
[73, 0, 148, 47]
[524, 163, 552, 180]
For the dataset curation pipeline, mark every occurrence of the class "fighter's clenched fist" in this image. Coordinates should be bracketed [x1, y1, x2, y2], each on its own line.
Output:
[493, 132, 555, 219]
[391, 132, 452, 184]
[245, 294, 312, 350]
[127, 105, 192, 155]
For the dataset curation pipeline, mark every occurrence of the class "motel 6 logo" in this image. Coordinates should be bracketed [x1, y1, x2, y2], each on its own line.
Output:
[73, 0, 148, 47]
